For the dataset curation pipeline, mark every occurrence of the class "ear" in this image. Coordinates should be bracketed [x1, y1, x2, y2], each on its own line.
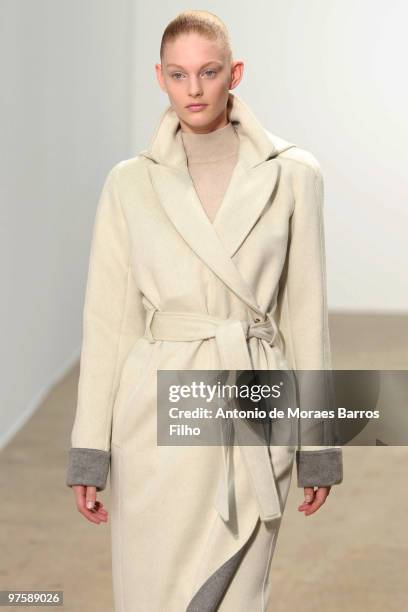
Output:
[229, 60, 244, 90]
[155, 63, 167, 93]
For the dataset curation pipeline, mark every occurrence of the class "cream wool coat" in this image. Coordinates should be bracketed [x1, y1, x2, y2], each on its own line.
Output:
[66, 92, 343, 612]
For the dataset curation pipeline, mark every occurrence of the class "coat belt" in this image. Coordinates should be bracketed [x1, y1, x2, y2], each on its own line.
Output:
[143, 307, 283, 523]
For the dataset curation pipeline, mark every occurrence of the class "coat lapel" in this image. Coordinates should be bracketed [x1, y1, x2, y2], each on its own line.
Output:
[212, 157, 280, 258]
[148, 162, 261, 313]
[140, 92, 296, 317]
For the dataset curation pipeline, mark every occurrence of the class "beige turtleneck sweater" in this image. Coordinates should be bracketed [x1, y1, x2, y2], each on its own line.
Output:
[180, 121, 239, 223]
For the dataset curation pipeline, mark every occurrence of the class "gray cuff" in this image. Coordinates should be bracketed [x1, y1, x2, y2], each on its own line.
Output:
[66, 447, 111, 491]
[296, 448, 343, 487]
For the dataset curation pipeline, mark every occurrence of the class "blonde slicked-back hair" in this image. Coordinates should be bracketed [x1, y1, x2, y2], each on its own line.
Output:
[160, 10, 233, 66]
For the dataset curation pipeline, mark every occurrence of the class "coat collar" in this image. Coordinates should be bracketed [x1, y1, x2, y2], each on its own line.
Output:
[140, 91, 292, 170]
[139, 92, 297, 317]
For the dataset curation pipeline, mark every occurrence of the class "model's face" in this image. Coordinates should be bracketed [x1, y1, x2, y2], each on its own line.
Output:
[156, 33, 243, 133]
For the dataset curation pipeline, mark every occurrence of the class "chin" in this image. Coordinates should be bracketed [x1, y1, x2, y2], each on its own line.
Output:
[181, 113, 207, 125]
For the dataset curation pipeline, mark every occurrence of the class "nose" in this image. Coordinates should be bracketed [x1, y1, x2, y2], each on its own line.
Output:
[188, 75, 203, 97]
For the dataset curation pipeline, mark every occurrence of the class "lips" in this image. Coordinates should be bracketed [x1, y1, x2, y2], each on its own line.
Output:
[186, 104, 208, 109]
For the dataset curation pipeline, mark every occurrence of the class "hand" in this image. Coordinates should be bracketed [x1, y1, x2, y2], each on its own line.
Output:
[298, 486, 331, 516]
[72, 485, 109, 524]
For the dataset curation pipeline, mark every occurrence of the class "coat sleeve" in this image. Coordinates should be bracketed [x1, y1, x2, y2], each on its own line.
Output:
[66, 164, 146, 491]
[276, 156, 343, 488]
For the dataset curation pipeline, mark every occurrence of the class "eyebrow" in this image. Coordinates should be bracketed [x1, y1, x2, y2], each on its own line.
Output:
[166, 60, 223, 70]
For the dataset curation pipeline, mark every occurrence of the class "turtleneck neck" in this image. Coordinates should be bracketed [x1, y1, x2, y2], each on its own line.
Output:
[180, 121, 239, 163]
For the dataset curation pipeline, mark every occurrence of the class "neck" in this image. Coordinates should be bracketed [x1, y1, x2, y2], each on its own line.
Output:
[180, 121, 239, 163]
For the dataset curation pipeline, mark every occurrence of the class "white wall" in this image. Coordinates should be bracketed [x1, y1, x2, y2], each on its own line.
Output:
[0, 0, 134, 445]
[131, 0, 408, 312]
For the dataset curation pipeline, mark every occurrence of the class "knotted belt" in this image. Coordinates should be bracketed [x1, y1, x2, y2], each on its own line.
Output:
[144, 307, 283, 523]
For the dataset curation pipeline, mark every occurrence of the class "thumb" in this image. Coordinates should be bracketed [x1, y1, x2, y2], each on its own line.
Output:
[303, 487, 315, 503]
[86, 486, 97, 510]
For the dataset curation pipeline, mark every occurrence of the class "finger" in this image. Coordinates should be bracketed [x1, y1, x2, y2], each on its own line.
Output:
[73, 484, 94, 510]
[93, 501, 108, 514]
[78, 503, 103, 524]
[303, 487, 315, 503]
[72, 484, 86, 503]
[86, 486, 97, 511]
[92, 501, 108, 520]
[81, 504, 104, 524]
[303, 487, 329, 516]
[298, 487, 315, 511]
[94, 509, 108, 522]
[314, 486, 330, 503]
[72, 486, 103, 524]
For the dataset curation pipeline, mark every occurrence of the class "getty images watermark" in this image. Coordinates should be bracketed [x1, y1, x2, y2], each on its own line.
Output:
[156, 369, 408, 447]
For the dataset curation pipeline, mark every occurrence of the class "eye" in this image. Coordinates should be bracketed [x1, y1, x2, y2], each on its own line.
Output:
[171, 72, 184, 80]
[202, 69, 217, 78]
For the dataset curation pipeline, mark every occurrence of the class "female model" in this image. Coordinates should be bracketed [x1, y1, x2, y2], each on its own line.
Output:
[66, 10, 343, 612]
